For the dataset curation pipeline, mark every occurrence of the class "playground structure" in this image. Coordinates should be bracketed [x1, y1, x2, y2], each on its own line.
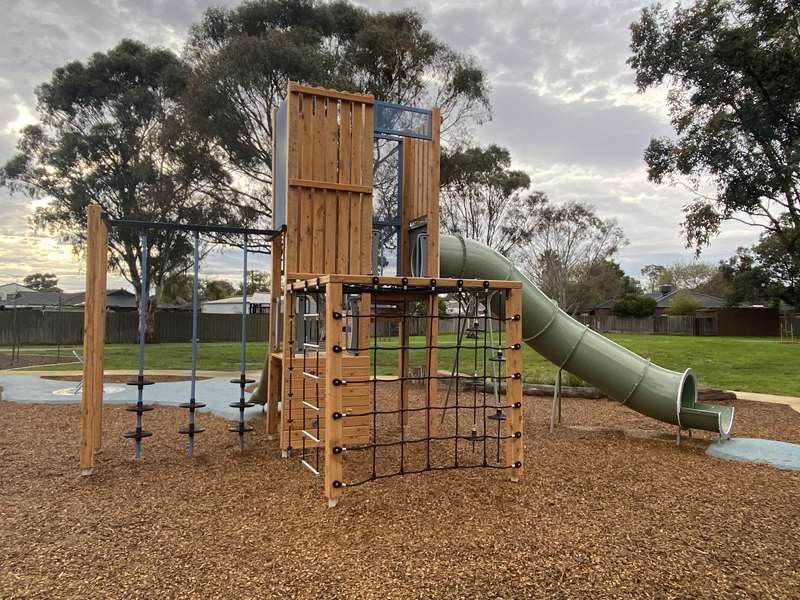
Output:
[79, 82, 736, 506]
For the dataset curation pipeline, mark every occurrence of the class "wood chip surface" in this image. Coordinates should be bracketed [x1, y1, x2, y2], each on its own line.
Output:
[1, 391, 798, 599]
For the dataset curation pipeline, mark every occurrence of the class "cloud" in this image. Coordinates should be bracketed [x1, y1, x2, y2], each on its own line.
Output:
[0, 0, 762, 291]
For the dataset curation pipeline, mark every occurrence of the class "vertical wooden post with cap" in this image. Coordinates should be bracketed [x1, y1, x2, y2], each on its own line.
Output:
[324, 280, 345, 507]
[80, 204, 108, 475]
[505, 286, 524, 482]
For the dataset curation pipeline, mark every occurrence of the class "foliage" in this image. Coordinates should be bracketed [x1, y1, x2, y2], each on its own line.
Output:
[184, 0, 491, 219]
[613, 294, 658, 318]
[22, 273, 59, 291]
[522, 201, 628, 313]
[161, 274, 195, 305]
[628, 1, 800, 266]
[0, 40, 240, 339]
[641, 261, 718, 292]
[720, 227, 799, 307]
[237, 271, 271, 296]
[440, 145, 545, 255]
[201, 279, 236, 301]
[665, 291, 704, 315]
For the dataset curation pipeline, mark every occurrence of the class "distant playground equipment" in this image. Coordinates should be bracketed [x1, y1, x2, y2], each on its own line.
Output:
[780, 316, 796, 343]
[79, 82, 735, 505]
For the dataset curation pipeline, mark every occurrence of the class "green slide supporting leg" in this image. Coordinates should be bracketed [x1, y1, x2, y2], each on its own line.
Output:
[438, 235, 735, 437]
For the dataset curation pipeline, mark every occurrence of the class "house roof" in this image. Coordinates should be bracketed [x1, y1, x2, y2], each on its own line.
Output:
[652, 289, 725, 309]
[591, 289, 726, 311]
[7, 289, 136, 308]
[201, 292, 271, 305]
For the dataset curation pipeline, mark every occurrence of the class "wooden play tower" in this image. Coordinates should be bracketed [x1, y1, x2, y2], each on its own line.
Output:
[266, 83, 523, 506]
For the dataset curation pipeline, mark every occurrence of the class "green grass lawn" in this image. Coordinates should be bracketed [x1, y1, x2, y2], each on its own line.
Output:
[3, 334, 798, 396]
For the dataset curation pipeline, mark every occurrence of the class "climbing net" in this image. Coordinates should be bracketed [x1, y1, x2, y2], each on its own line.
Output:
[284, 276, 524, 503]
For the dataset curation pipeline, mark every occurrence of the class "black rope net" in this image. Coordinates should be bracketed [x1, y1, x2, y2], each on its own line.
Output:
[287, 278, 523, 489]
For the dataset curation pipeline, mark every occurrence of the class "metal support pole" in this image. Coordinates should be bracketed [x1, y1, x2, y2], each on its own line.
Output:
[549, 369, 562, 433]
[229, 233, 255, 447]
[179, 231, 206, 454]
[123, 232, 154, 459]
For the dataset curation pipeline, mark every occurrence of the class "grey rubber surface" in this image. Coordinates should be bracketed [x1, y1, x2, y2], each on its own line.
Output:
[0, 375, 264, 421]
[706, 437, 800, 471]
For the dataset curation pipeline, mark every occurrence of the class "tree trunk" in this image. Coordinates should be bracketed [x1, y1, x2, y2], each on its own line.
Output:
[145, 296, 158, 343]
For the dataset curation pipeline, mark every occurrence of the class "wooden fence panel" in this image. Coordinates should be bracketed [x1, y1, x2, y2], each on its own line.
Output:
[0, 310, 268, 345]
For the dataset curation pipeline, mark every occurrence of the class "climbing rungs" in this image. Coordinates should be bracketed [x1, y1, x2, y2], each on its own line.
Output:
[300, 458, 320, 476]
[301, 400, 321, 411]
[302, 429, 321, 443]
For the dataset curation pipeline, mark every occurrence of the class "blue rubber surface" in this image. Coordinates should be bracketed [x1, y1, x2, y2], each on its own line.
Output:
[706, 437, 800, 471]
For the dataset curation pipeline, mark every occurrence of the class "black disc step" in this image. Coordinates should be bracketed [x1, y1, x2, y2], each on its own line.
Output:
[463, 433, 485, 442]
[488, 411, 507, 421]
[125, 404, 155, 413]
[230, 378, 257, 385]
[179, 425, 206, 435]
[123, 430, 153, 440]
[179, 401, 207, 409]
[228, 423, 254, 434]
[229, 401, 255, 409]
[126, 379, 155, 386]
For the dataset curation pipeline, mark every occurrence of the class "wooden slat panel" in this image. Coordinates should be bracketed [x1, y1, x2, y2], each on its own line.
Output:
[288, 179, 370, 194]
[289, 82, 374, 105]
[427, 108, 441, 278]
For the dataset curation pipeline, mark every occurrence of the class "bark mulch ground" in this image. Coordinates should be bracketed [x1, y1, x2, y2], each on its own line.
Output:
[0, 354, 77, 370]
[1, 391, 798, 599]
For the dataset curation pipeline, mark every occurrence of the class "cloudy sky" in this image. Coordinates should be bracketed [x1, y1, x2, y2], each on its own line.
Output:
[0, 0, 759, 291]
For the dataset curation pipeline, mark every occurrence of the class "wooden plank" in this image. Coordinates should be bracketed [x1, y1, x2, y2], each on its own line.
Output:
[324, 281, 345, 506]
[92, 212, 108, 450]
[427, 292, 439, 437]
[398, 312, 409, 427]
[79, 205, 103, 474]
[505, 287, 524, 481]
[298, 94, 314, 273]
[286, 93, 301, 273]
[427, 108, 441, 278]
[289, 274, 522, 290]
[279, 289, 295, 452]
[332, 101, 351, 274]
[288, 179, 371, 195]
[288, 82, 374, 105]
[359, 103, 374, 275]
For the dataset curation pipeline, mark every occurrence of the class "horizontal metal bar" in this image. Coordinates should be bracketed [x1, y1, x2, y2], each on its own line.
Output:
[374, 99, 432, 115]
[302, 430, 321, 443]
[303, 342, 321, 349]
[302, 313, 321, 318]
[374, 127, 432, 140]
[300, 459, 320, 476]
[105, 216, 281, 237]
[301, 400, 320, 411]
[302, 371, 320, 380]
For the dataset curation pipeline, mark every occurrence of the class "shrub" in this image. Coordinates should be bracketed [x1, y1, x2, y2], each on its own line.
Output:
[612, 294, 657, 318]
[665, 291, 703, 315]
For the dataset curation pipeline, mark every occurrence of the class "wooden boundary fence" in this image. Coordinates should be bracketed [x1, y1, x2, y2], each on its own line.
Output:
[0, 310, 268, 345]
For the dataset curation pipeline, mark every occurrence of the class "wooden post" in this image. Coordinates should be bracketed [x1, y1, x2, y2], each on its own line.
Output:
[426, 108, 441, 278]
[266, 231, 284, 438]
[398, 315, 410, 427]
[427, 290, 440, 436]
[325, 281, 345, 507]
[279, 288, 294, 455]
[80, 205, 108, 475]
[505, 287, 523, 482]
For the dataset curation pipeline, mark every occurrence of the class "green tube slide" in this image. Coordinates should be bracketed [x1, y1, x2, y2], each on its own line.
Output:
[439, 235, 734, 436]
